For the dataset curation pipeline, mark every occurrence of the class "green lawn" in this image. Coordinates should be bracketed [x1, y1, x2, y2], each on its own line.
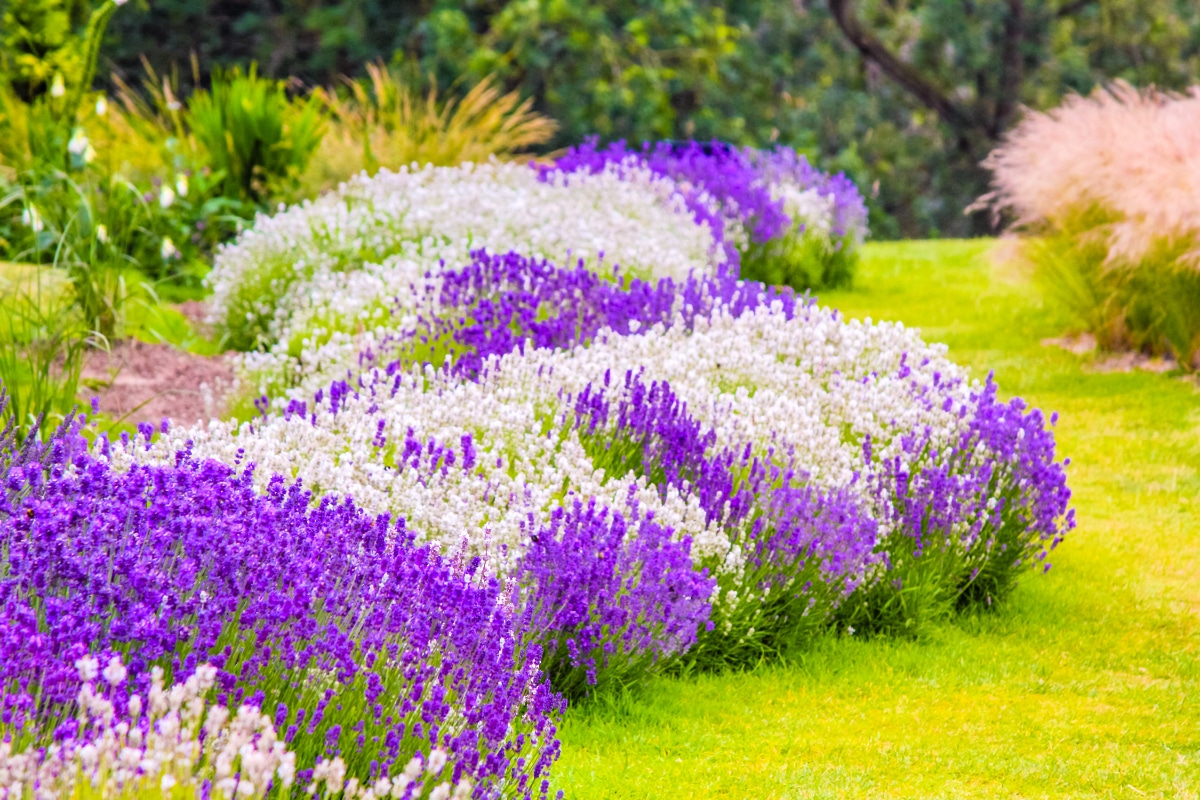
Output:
[551, 240, 1200, 799]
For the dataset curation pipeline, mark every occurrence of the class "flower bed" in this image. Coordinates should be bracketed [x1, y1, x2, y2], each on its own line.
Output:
[0, 143, 1070, 799]
[1, 416, 560, 798]
[550, 140, 869, 289]
[214, 145, 868, 400]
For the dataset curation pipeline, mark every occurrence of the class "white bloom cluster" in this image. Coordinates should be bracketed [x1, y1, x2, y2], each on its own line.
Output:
[113, 297, 976, 579]
[773, 182, 842, 242]
[0, 658, 294, 800]
[311, 749, 471, 800]
[207, 160, 724, 355]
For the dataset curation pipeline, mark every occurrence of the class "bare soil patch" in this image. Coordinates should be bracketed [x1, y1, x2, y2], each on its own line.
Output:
[1042, 332, 1179, 374]
[1041, 332, 1097, 356]
[82, 339, 234, 427]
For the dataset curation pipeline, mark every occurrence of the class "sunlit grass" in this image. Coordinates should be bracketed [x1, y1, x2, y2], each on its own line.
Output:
[552, 239, 1200, 799]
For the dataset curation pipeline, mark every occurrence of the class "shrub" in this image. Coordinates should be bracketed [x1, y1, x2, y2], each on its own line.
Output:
[206, 141, 867, 379]
[115, 253, 1072, 678]
[0, 658, 305, 800]
[550, 139, 869, 292]
[206, 159, 717, 353]
[0, 136, 1075, 784]
[978, 82, 1200, 369]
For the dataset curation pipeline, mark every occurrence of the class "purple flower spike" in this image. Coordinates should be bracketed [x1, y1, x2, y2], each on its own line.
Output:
[0, 413, 564, 800]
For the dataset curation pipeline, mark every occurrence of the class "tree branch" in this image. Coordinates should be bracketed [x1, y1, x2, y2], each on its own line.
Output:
[825, 0, 981, 140]
[991, 0, 1026, 136]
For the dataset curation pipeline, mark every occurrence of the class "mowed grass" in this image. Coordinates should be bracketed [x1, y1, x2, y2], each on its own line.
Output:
[551, 240, 1200, 799]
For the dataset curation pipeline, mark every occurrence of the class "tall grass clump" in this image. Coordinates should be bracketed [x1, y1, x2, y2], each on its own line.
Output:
[0, 265, 95, 440]
[301, 63, 556, 196]
[978, 81, 1200, 369]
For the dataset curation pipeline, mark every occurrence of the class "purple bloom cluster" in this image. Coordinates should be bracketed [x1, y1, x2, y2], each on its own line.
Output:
[867, 375, 1074, 606]
[342, 248, 804, 384]
[0, 412, 562, 798]
[549, 139, 788, 264]
[569, 372, 880, 664]
[546, 138, 869, 282]
[264, 412, 716, 703]
[520, 498, 713, 700]
[748, 147, 869, 241]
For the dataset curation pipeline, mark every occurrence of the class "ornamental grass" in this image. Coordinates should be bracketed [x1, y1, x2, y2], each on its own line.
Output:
[978, 81, 1200, 368]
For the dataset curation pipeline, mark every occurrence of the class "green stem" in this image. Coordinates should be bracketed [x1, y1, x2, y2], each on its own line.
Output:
[62, 0, 120, 130]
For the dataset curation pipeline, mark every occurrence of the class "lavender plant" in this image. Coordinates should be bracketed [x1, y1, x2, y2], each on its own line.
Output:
[0, 658, 300, 800]
[568, 372, 879, 667]
[839, 376, 1075, 636]
[120, 245, 1075, 676]
[246, 247, 799, 401]
[548, 139, 869, 290]
[520, 498, 712, 700]
[0, 406, 563, 798]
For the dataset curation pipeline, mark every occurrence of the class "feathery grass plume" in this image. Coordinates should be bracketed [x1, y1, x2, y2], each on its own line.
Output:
[302, 63, 557, 196]
[978, 82, 1200, 367]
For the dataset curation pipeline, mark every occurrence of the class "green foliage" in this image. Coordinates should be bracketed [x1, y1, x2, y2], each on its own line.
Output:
[0, 0, 91, 104]
[104, 0, 1200, 238]
[418, 1, 752, 145]
[187, 66, 326, 205]
[740, 230, 858, 291]
[1022, 211, 1200, 369]
[0, 261, 95, 441]
[0, 0, 225, 292]
[1, 0, 127, 170]
[0, 80, 65, 170]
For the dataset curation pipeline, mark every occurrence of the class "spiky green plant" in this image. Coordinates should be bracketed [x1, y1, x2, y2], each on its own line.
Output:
[187, 66, 327, 206]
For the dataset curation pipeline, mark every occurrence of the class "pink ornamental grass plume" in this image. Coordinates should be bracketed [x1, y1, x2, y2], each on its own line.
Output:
[980, 81, 1200, 268]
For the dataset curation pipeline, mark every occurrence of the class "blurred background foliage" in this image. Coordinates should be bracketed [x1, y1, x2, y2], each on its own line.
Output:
[97, 0, 1200, 238]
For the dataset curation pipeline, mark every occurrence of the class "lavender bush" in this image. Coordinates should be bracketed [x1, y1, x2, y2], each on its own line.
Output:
[243, 247, 803, 403]
[833, 376, 1075, 636]
[548, 139, 869, 290]
[569, 372, 880, 666]
[520, 498, 713, 700]
[0, 406, 563, 799]
[115, 243, 1074, 685]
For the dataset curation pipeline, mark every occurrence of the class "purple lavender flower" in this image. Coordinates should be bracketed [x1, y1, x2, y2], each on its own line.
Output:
[0, 411, 563, 798]
[521, 497, 714, 700]
[569, 372, 881, 666]
[748, 146, 869, 242]
[330, 248, 803, 386]
[549, 139, 789, 266]
[546, 139, 870, 289]
[842, 372, 1075, 631]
